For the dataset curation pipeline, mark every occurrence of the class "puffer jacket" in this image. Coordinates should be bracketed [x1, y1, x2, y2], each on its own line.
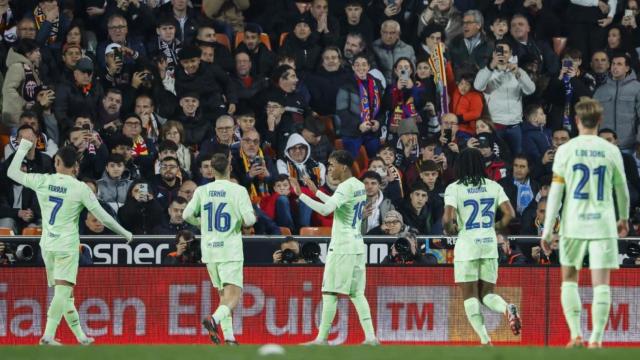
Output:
[474, 66, 536, 126]
[276, 133, 326, 186]
[2, 48, 42, 128]
[594, 71, 640, 150]
[372, 39, 416, 85]
[97, 169, 133, 213]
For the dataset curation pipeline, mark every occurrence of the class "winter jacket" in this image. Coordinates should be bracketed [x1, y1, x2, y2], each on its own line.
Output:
[306, 67, 351, 116]
[2, 49, 42, 128]
[521, 122, 552, 162]
[175, 62, 237, 114]
[594, 71, 640, 150]
[448, 33, 493, 70]
[276, 133, 326, 186]
[394, 199, 441, 236]
[118, 197, 165, 235]
[278, 33, 323, 73]
[97, 170, 133, 213]
[450, 87, 483, 135]
[152, 218, 199, 235]
[372, 39, 416, 84]
[235, 42, 277, 77]
[474, 66, 536, 126]
[360, 194, 395, 235]
[335, 76, 385, 137]
[54, 79, 105, 133]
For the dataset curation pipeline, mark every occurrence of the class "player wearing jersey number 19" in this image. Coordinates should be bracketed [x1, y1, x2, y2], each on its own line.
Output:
[443, 148, 521, 345]
[8, 137, 133, 346]
[291, 150, 378, 345]
[541, 98, 629, 349]
[183, 152, 256, 346]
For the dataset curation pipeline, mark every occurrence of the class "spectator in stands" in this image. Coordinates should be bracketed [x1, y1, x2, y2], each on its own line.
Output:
[81, 212, 114, 236]
[175, 44, 236, 117]
[336, 54, 383, 158]
[604, 25, 635, 66]
[417, 160, 445, 223]
[178, 180, 197, 202]
[360, 171, 395, 235]
[565, 0, 614, 64]
[134, 94, 166, 144]
[309, 0, 341, 46]
[474, 39, 535, 155]
[231, 50, 270, 112]
[279, 13, 322, 73]
[478, 133, 508, 181]
[545, 48, 593, 131]
[97, 88, 123, 137]
[54, 57, 103, 133]
[2, 39, 44, 128]
[96, 14, 146, 70]
[260, 174, 297, 231]
[100, 42, 139, 94]
[449, 10, 493, 70]
[376, 146, 405, 202]
[277, 132, 326, 190]
[4, 111, 58, 160]
[163, 230, 200, 265]
[417, 0, 462, 45]
[466, 118, 511, 164]
[97, 153, 132, 214]
[200, 115, 238, 157]
[151, 156, 182, 210]
[235, 23, 276, 77]
[599, 128, 640, 208]
[367, 209, 414, 235]
[521, 104, 552, 162]
[521, 195, 549, 236]
[497, 233, 527, 265]
[509, 13, 559, 76]
[56, 42, 82, 84]
[194, 25, 234, 74]
[231, 129, 276, 204]
[0, 125, 52, 233]
[118, 179, 164, 235]
[174, 92, 211, 147]
[500, 155, 539, 220]
[340, 1, 375, 45]
[67, 119, 110, 179]
[146, 16, 182, 78]
[386, 58, 423, 142]
[594, 53, 640, 152]
[342, 32, 368, 66]
[438, 113, 462, 164]
[306, 46, 350, 116]
[153, 197, 198, 235]
[122, 113, 155, 162]
[585, 50, 610, 93]
[372, 20, 416, 84]
[395, 182, 442, 235]
[450, 70, 483, 139]
[301, 115, 333, 165]
[394, 117, 421, 173]
[488, 15, 509, 42]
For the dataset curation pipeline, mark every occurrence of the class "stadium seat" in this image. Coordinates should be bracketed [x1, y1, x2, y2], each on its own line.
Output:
[0, 227, 14, 235]
[215, 33, 231, 50]
[22, 227, 42, 236]
[299, 227, 332, 236]
[279, 227, 292, 235]
[234, 31, 272, 51]
[279, 32, 288, 47]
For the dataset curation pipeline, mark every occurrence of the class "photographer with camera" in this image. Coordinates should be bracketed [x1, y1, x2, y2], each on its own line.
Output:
[0, 240, 35, 265]
[0, 241, 13, 265]
[382, 231, 432, 265]
[273, 236, 322, 264]
[164, 230, 200, 265]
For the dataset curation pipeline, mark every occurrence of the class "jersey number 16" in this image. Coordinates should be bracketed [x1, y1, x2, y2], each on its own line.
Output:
[204, 202, 231, 232]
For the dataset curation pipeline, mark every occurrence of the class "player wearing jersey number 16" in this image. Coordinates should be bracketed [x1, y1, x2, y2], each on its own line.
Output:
[183, 152, 257, 346]
[541, 97, 629, 349]
[8, 138, 132, 346]
[443, 148, 521, 346]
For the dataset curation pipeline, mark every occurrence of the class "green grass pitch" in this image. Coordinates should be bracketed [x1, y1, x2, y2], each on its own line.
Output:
[3, 345, 640, 360]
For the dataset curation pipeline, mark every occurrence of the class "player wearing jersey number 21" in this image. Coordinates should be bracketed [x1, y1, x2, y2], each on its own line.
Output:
[443, 148, 521, 345]
[542, 97, 629, 349]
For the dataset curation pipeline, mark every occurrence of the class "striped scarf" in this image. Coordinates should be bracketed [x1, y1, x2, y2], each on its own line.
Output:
[357, 75, 380, 124]
[241, 148, 269, 204]
[34, 6, 58, 45]
[428, 42, 448, 116]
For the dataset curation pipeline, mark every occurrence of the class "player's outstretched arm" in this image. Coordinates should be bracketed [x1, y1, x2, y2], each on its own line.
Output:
[182, 189, 201, 226]
[495, 200, 515, 232]
[541, 173, 565, 244]
[84, 193, 133, 242]
[299, 193, 337, 216]
[442, 205, 458, 235]
[7, 139, 34, 186]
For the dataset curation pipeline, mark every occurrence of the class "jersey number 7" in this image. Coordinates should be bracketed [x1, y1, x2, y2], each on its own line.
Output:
[48, 196, 64, 225]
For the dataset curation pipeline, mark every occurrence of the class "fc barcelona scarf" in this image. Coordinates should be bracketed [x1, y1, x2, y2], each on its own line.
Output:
[357, 75, 380, 124]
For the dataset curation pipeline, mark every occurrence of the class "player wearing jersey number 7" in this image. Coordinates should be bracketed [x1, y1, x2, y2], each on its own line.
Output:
[443, 148, 521, 346]
[541, 97, 629, 349]
[291, 150, 378, 346]
[183, 152, 256, 346]
[7, 138, 133, 346]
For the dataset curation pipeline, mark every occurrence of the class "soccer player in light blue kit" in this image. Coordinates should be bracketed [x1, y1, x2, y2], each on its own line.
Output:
[183, 152, 256, 345]
[8, 137, 132, 345]
[443, 148, 521, 345]
[290, 150, 378, 345]
[542, 97, 629, 348]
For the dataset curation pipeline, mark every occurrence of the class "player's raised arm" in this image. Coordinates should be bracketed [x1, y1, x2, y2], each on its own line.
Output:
[7, 139, 34, 186]
[82, 186, 133, 243]
[541, 173, 565, 244]
[183, 188, 202, 226]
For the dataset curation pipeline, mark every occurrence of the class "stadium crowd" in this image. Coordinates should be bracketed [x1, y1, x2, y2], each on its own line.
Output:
[1, 0, 640, 266]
